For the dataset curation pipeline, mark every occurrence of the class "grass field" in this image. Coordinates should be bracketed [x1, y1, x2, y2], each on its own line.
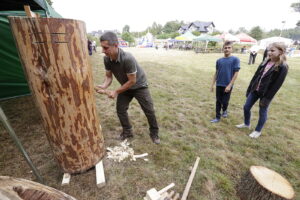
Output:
[1, 47, 299, 200]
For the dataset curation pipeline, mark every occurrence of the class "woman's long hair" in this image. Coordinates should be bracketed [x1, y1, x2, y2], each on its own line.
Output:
[264, 42, 288, 70]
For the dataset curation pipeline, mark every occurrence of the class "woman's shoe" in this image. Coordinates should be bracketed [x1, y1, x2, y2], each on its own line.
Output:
[249, 131, 261, 138]
[236, 123, 250, 129]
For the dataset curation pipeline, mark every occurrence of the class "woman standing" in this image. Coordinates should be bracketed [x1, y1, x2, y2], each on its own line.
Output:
[236, 42, 288, 138]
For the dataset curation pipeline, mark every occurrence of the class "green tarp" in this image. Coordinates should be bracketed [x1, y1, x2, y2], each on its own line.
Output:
[0, 0, 61, 100]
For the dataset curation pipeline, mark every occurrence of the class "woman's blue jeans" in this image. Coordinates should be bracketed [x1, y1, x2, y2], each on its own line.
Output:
[244, 92, 269, 132]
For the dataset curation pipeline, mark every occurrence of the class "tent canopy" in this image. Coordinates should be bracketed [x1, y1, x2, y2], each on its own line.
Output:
[0, 0, 61, 100]
[235, 33, 257, 43]
[0, 0, 61, 17]
[193, 34, 222, 42]
[216, 32, 240, 42]
[175, 31, 197, 41]
[0, 0, 46, 11]
[259, 37, 293, 49]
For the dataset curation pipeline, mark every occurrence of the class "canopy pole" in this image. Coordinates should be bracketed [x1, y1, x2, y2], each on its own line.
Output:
[205, 41, 208, 52]
[0, 106, 44, 183]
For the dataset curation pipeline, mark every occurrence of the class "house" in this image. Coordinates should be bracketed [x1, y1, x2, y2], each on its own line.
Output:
[90, 30, 103, 38]
[178, 24, 189, 34]
[179, 21, 215, 34]
[89, 30, 119, 38]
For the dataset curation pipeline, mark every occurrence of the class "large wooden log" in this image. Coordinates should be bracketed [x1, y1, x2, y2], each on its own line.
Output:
[8, 17, 105, 173]
[0, 176, 77, 200]
[237, 166, 295, 200]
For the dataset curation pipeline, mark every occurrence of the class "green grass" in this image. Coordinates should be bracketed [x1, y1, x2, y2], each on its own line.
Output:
[0, 47, 299, 200]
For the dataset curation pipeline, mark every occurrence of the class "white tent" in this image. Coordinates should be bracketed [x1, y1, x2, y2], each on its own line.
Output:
[137, 32, 154, 47]
[259, 37, 293, 48]
[216, 32, 240, 42]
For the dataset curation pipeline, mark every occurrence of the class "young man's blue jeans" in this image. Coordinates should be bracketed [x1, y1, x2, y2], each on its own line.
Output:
[244, 91, 269, 132]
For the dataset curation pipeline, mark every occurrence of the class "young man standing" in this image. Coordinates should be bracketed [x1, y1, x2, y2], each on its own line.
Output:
[95, 31, 160, 144]
[210, 41, 240, 123]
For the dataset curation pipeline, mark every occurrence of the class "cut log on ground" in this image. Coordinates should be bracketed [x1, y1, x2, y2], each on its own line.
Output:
[8, 17, 105, 173]
[237, 166, 295, 200]
[0, 176, 77, 200]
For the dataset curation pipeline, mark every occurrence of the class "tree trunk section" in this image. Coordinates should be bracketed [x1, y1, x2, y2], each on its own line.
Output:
[8, 17, 105, 173]
[237, 166, 295, 200]
[0, 176, 76, 200]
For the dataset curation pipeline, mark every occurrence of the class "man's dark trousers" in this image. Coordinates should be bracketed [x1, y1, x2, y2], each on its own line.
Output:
[116, 87, 159, 137]
[215, 86, 232, 119]
[248, 53, 257, 64]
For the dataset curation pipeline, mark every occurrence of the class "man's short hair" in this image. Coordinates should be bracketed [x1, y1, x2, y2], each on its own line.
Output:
[223, 41, 233, 48]
[100, 31, 118, 46]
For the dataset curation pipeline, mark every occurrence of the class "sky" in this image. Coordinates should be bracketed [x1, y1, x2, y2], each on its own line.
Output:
[52, 0, 299, 33]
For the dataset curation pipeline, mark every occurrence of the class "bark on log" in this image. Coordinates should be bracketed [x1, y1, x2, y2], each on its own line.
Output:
[0, 176, 77, 200]
[8, 17, 105, 173]
[237, 166, 295, 200]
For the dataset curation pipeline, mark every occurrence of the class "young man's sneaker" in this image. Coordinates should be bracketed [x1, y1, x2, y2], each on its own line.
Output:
[235, 123, 250, 129]
[150, 135, 160, 144]
[119, 132, 133, 141]
[249, 131, 261, 138]
[222, 110, 228, 118]
[210, 118, 220, 123]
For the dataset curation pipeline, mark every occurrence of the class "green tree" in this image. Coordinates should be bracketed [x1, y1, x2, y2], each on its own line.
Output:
[87, 34, 99, 45]
[156, 32, 180, 39]
[162, 20, 183, 34]
[149, 22, 163, 35]
[291, 2, 300, 12]
[284, 27, 300, 40]
[264, 27, 300, 40]
[228, 29, 235, 34]
[212, 30, 222, 36]
[192, 31, 201, 36]
[236, 27, 248, 34]
[121, 32, 134, 44]
[265, 29, 281, 37]
[249, 26, 263, 40]
[291, 1, 300, 26]
[122, 25, 130, 33]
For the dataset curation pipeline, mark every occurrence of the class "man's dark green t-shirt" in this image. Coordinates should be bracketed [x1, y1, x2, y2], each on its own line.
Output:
[104, 48, 148, 90]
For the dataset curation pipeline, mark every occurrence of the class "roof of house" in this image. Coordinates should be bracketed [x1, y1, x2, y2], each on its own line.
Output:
[180, 21, 215, 32]
[180, 24, 189, 30]
[189, 21, 215, 32]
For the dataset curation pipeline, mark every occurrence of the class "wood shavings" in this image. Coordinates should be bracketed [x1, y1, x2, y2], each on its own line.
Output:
[106, 140, 148, 162]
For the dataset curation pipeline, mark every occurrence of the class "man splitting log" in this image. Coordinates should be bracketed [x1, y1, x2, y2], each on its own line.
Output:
[95, 31, 160, 144]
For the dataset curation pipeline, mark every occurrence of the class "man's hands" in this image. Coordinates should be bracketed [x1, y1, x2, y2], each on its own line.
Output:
[95, 85, 107, 94]
[225, 84, 232, 93]
[95, 85, 118, 99]
[107, 90, 118, 99]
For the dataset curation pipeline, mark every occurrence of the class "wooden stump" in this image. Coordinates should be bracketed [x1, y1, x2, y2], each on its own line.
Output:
[0, 176, 77, 200]
[8, 17, 105, 173]
[237, 166, 295, 200]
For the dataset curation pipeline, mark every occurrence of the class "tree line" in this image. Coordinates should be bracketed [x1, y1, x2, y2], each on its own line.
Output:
[120, 22, 300, 44]
[121, 1, 300, 42]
